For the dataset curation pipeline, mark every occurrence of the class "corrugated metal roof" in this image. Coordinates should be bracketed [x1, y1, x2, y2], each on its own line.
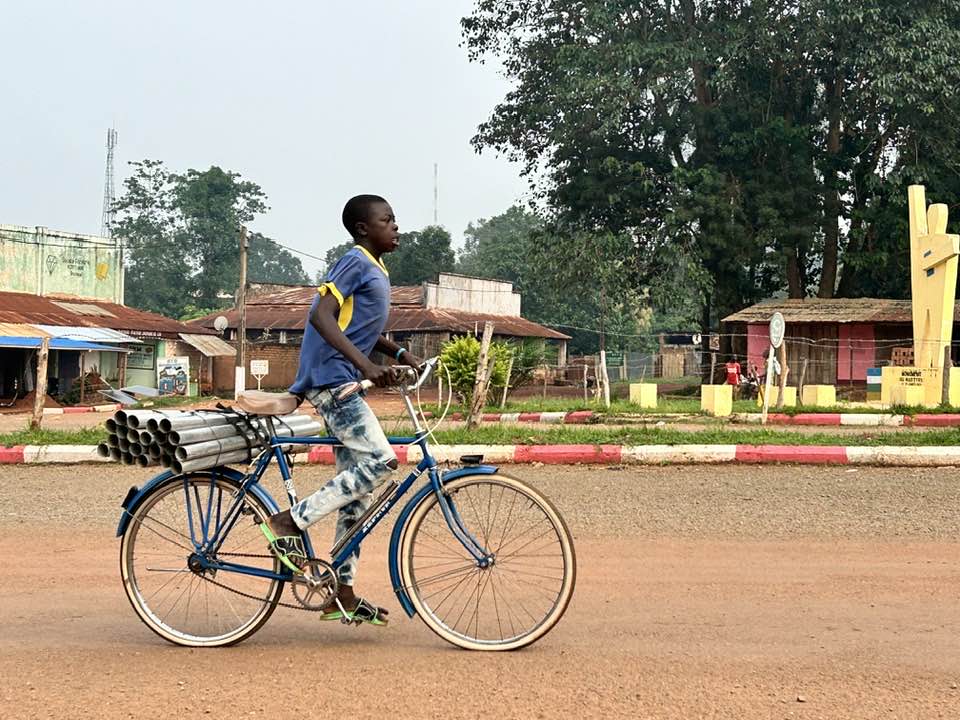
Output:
[0, 336, 128, 351]
[0, 322, 50, 338]
[0, 291, 217, 339]
[191, 284, 570, 340]
[178, 333, 237, 357]
[32, 325, 140, 343]
[722, 298, 926, 324]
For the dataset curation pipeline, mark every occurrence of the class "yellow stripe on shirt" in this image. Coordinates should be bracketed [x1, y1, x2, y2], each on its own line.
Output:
[318, 283, 353, 331]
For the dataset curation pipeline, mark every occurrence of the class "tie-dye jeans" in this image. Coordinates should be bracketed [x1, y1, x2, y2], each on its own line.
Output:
[290, 385, 397, 585]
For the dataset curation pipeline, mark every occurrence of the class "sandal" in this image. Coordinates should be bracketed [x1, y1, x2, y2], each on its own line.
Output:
[258, 522, 308, 575]
[320, 597, 389, 627]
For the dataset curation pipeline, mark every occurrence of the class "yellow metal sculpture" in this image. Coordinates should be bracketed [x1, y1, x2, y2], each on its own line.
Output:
[881, 185, 960, 407]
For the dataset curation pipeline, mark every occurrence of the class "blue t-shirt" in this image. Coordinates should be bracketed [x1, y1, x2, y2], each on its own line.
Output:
[289, 246, 391, 392]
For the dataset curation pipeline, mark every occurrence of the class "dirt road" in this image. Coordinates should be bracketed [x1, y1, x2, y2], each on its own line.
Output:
[1, 464, 957, 719]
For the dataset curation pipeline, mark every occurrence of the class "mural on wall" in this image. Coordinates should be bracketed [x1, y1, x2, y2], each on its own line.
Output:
[0, 225, 121, 302]
[157, 356, 189, 396]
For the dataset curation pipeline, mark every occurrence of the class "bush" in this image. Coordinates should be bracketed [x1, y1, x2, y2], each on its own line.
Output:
[439, 335, 511, 405]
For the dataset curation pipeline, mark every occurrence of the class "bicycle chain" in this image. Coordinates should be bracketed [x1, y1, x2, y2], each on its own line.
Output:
[194, 550, 336, 613]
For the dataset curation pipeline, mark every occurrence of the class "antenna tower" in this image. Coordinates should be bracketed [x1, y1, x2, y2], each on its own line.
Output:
[101, 128, 118, 237]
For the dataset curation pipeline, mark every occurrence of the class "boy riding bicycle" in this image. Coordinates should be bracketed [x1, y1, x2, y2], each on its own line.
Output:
[258, 194, 421, 626]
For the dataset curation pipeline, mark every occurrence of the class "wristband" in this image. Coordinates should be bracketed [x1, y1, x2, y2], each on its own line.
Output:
[394, 347, 408, 361]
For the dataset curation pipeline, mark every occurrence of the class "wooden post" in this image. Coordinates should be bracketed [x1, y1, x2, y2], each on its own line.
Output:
[621, 353, 628, 382]
[942, 345, 952, 405]
[599, 349, 611, 408]
[542, 363, 548, 399]
[467, 322, 494, 429]
[79, 351, 86, 404]
[235, 225, 249, 399]
[776, 339, 789, 410]
[583, 363, 588, 403]
[710, 352, 717, 384]
[437, 371, 443, 407]
[500, 354, 514, 409]
[798, 357, 808, 406]
[118, 351, 127, 389]
[593, 356, 601, 401]
[30, 338, 50, 430]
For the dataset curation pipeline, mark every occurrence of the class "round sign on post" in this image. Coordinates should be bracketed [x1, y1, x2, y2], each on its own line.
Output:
[769, 312, 785, 349]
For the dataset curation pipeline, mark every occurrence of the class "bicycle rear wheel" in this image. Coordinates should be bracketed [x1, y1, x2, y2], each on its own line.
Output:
[120, 472, 284, 647]
[399, 473, 576, 650]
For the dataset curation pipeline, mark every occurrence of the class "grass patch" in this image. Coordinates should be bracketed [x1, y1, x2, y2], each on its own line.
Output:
[134, 394, 221, 409]
[8, 422, 960, 449]
[0, 426, 106, 447]
[430, 425, 960, 447]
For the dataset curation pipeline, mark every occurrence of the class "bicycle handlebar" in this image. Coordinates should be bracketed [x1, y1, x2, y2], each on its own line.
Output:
[334, 356, 439, 401]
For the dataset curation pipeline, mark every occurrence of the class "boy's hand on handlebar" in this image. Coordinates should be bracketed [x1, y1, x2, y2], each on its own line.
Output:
[362, 362, 401, 388]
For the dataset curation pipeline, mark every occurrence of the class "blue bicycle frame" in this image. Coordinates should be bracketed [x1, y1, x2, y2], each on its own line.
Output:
[117, 397, 498, 618]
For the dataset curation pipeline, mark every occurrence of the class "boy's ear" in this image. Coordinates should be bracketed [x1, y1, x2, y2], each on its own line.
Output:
[354, 221, 368, 238]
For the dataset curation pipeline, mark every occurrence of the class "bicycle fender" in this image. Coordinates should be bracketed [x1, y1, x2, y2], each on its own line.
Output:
[388, 464, 499, 617]
[115, 466, 280, 537]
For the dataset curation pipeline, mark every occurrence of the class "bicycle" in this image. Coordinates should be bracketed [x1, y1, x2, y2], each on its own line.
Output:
[117, 358, 576, 651]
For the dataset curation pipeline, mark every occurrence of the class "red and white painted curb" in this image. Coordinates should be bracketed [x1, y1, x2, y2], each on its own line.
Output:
[425, 410, 595, 424]
[6, 443, 960, 466]
[734, 412, 960, 427]
[40, 403, 121, 416]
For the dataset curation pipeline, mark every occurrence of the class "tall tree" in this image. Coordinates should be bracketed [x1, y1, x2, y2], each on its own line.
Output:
[114, 161, 309, 316]
[462, 0, 960, 325]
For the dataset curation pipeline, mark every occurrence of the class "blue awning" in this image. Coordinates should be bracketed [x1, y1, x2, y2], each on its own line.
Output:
[0, 337, 129, 352]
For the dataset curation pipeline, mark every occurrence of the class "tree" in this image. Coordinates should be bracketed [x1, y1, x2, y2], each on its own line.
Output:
[389, 225, 456, 285]
[248, 232, 310, 285]
[112, 160, 191, 318]
[114, 161, 310, 316]
[462, 0, 960, 326]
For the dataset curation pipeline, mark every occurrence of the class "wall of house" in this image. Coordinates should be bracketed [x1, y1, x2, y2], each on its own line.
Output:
[212, 342, 301, 394]
[0, 225, 123, 302]
[424, 274, 521, 315]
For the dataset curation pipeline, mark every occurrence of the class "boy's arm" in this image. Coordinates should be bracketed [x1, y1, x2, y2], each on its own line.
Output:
[309, 294, 396, 387]
[375, 336, 422, 368]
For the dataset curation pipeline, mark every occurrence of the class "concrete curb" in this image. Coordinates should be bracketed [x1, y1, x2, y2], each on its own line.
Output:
[430, 410, 595, 424]
[7, 443, 960, 466]
[41, 403, 121, 416]
[734, 412, 960, 427]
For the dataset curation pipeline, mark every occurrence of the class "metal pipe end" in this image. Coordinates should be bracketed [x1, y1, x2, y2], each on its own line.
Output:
[96, 443, 111, 458]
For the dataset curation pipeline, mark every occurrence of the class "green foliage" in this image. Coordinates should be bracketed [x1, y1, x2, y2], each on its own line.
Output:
[113, 160, 309, 317]
[439, 335, 510, 404]
[462, 0, 960, 322]
[389, 225, 455, 285]
[248, 233, 310, 285]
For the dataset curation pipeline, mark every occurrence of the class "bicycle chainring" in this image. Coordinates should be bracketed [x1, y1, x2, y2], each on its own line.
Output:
[289, 558, 339, 610]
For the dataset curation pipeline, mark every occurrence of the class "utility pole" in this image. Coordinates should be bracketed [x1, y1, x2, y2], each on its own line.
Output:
[433, 163, 439, 225]
[235, 226, 249, 399]
[30, 338, 50, 430]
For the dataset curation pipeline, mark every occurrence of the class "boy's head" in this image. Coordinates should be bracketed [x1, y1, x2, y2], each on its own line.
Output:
[342, 194, 399, 254]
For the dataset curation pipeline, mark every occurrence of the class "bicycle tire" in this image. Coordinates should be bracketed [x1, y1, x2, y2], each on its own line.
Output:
[399, 473, 576, 651]
[120, 472, 284, 647]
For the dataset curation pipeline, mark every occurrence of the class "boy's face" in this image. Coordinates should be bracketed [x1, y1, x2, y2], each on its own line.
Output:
[358, 201, 400, 255]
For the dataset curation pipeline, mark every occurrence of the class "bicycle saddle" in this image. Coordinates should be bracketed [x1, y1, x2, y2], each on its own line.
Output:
[232, 390, 301, 416]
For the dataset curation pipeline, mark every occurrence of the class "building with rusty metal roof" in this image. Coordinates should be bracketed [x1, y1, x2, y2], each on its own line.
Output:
[0, 290, 229, 404]
[190, 274, 571, 393]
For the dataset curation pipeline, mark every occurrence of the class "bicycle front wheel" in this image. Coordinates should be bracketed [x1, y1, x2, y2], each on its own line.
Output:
[399, 473, 576, 651]
[120, 472, 284, 647]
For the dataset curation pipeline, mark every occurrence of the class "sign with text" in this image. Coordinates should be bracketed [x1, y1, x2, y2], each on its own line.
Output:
[157, 356, 189, 396]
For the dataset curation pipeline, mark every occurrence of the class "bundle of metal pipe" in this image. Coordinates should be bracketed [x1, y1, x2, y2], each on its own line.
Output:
[99, 409, 321, 473]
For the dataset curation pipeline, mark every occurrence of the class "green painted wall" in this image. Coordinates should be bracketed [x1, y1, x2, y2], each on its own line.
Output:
[0, 225, 123, 301]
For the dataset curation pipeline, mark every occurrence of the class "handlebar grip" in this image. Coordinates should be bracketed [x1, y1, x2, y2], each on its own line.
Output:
[334, 379, 374, 401]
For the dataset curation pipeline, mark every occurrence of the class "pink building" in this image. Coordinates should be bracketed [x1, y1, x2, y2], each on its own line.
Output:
[721, 298, 948, 385]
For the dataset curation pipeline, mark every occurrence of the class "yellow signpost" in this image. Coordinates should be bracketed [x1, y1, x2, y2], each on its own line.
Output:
[881, 185, 960, 407]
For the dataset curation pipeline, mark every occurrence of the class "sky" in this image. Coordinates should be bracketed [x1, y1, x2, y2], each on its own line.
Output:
[0, 0, 527, 278]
